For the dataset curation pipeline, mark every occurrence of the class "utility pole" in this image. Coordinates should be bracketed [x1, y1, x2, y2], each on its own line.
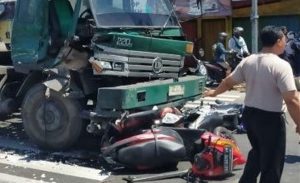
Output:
[251, 0, 259, 53]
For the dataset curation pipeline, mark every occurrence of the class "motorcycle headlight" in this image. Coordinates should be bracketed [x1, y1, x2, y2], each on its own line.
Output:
[198, 61, 207, 76]
[187, 59, 207, 76]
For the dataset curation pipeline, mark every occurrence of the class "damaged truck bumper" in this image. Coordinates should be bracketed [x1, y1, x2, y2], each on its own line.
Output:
[91, 75, 206, 119]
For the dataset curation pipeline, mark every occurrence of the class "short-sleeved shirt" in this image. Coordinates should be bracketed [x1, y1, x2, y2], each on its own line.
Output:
[231, 53, 297, 112]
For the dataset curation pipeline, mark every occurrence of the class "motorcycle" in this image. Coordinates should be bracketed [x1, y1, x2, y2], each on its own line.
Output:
[100, 109, 186, 170]
[146, 100, 246, 140]
[187, 100, 245, 133]
[100, 105, 246, 172]
[200, 48, 245, 85]
[101, 126, 186, 170]
[203, 60, 226, 84]
[159, 100, 246, 138]
[227, 51, 248, 71]
[122, 129, 246, 182]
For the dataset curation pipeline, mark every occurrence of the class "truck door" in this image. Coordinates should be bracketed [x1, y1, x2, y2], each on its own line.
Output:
[11, 0, 49, 71]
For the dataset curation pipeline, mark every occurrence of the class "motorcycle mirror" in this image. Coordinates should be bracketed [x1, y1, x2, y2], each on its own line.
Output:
[161, 113, 182, 124]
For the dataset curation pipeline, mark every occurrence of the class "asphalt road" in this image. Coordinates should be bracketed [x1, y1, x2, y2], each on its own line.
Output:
[0, 90, 299, 183]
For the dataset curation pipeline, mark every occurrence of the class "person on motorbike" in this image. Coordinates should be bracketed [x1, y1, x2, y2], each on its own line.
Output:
[280, 31, 297, 67]
[279, 31, 300, 90]
[228, 26, 250, 57]
[213, 32, 232, 76]
[280, 26, 288, 39]
[279, 31, 300, 76]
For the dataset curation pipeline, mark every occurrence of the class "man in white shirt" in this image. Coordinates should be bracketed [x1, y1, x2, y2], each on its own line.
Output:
[205, 25, 300, 183]
[228, 27, 250, 56]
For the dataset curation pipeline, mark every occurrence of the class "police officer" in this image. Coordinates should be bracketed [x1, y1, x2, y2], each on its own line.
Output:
[205, 25, 300, 183]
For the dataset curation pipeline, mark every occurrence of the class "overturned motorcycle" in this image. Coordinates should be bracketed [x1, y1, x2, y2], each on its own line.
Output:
[121, 129, 246, 183]
[100, 105, 246, 180]
[183, 100, 246, 136]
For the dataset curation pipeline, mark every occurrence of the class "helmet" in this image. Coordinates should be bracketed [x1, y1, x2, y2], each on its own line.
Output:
[233, 27, 244, 33]
[218, 32, 228, 38]
[287, 31, 295, 40]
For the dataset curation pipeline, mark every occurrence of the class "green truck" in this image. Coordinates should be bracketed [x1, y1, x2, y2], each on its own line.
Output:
[0, 0, 206, 150]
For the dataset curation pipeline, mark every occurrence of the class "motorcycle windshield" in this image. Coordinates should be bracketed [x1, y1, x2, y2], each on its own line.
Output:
[88, 0, 180, 28]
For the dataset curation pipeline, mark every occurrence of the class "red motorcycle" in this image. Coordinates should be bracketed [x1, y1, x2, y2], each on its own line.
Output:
[100, 108, 246, 176]
[120, 128, 246, 183]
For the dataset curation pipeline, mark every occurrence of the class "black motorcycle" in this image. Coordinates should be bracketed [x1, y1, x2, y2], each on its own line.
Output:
[227, 51, 248, 71]
[203, 60, 226, 84]
[202, 49, 245, 85]
[157, 100, 246, 142]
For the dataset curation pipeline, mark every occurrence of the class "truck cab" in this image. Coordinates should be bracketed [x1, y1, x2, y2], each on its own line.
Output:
[5, 0, 206, 150]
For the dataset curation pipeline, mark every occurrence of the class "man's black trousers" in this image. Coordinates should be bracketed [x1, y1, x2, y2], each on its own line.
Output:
[239, 106, 286, 183]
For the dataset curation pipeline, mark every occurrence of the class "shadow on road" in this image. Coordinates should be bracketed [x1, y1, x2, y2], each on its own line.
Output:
[285, 155, 300, 164]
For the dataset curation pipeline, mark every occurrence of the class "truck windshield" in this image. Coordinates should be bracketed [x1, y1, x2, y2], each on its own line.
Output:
[89, 0, 180, 28]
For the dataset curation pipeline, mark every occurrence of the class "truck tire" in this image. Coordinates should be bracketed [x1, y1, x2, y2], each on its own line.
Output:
[22, 84, 82, 150]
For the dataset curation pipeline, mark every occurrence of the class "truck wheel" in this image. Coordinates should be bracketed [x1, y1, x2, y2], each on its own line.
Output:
[22, 84, 82, 150]
[213, 126, 236, 142]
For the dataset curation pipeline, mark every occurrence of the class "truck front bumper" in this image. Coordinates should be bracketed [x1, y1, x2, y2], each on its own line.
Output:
[94, 75, 206, 117]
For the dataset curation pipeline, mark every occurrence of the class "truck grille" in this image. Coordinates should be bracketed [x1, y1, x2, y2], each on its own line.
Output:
[93, 45, 184, 78]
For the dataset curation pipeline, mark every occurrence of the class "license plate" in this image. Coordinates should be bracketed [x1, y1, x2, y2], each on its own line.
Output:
[169, 85, 184, 96]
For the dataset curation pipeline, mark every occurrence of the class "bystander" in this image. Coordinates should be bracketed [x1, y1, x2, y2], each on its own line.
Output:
[205, 25, 300, 183]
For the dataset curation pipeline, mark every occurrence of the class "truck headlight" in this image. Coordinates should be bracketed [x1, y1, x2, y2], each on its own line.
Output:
[89, 57, 112, 73]
[99, 61, 112, 70]
[91, 54, 129, 73]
